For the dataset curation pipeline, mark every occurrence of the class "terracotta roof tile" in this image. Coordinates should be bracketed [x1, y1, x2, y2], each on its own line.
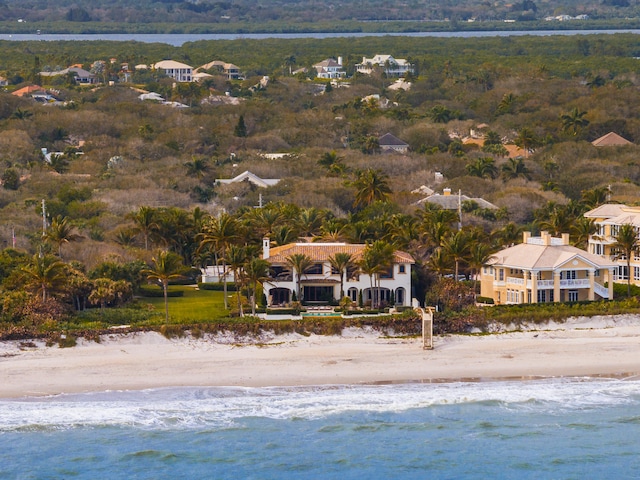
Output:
[266, 243, 414, 264]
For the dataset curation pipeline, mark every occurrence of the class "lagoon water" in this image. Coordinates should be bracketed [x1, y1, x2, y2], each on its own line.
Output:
[1, 378, 640, 479]
[2, 30, 640, 46]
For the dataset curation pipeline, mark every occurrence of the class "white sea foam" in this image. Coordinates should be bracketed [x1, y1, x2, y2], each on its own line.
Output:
[1, 378, 639, 431]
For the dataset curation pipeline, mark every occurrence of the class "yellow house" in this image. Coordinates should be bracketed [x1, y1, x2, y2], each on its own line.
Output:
[585, 203, 640, 284]
[481, 232, 615, 304]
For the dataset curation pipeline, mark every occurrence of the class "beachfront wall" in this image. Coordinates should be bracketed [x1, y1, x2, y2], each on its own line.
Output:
[262, 240, 413, 307]
[585, 203, 640, 286]
[481, 232, 616, 305]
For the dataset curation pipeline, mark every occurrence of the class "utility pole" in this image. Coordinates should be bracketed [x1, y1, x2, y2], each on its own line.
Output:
[42, 199, 47, 236]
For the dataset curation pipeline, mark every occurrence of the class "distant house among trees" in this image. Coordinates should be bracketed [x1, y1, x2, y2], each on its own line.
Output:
[417, 188, 498, 210]
[356, 54, 413, 77]
[378, 133, 409, 153]
[39, 67, 97, 85]
[215, 171, 281, 188]
[197, 60, 242, 80]
[313, 57, 346, 79]
[591, 132, 633, 147]
[153, 60, 193, 82]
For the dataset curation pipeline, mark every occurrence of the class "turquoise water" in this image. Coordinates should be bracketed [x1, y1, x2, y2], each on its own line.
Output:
[1, 379, 640, 479]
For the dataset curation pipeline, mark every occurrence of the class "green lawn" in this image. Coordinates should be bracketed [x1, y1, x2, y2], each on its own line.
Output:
[142, 285, 232, 323]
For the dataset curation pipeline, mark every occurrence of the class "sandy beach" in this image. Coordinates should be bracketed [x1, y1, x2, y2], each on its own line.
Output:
[2, 314, 640, 398]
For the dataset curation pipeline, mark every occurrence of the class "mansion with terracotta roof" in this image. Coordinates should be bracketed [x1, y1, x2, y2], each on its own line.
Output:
[262, 240, 414, 307]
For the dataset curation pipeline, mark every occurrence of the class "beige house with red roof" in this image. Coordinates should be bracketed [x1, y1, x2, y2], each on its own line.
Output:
[262, 240, 414, 307]
[481, 232, 615, 305]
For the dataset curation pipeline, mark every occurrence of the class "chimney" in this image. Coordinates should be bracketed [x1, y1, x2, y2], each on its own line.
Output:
[443, 188, 451, 196]
[338, 56, 343, 66]
[262, 238, 270, 259]
[561, 233, 570, 245]
[541, 231, 551, 246]
[523, 231, 531, 244]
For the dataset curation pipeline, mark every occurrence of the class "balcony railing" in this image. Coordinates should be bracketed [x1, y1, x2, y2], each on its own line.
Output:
[593, 282, 610, 299]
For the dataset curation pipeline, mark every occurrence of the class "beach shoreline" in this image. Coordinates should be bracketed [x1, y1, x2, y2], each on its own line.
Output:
[2, 314, 640, 399]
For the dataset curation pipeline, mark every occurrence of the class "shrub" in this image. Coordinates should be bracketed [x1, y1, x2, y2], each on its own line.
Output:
[138, 286, 184, 297]
[198, 282, 237, 291]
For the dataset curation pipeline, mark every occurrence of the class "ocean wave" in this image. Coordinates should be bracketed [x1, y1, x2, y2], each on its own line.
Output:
[1, 378, 639, 431]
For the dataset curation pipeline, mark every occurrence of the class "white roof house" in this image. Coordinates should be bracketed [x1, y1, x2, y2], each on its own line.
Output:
[153, 60, 193, 82]
[313, 57, 346, 79]
[356, 55, 413, 77]
[197, 60, 242, 80]
[481, 231, 616, 305]
[215, 171, 280, 188]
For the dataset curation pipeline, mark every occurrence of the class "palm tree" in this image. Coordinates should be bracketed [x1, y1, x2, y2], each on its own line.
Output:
[352, 168, 392, 208]
[483, 130, 502, 146]
[129, 206, 159, 250]
[360, 240, 395, 308]
[183, 156, 210, 178]
[501, 157, 531, 181]
[513, 127, 540, 158]
[44, 215, 83, 259]
[497, 93, 516, 115]
[429, 105, 452, 123]
[468, 243, 494, 293]
[142, 250, 186, 323]
[441, 230, 470, 281]
[560, 107, 589, 136]
[612, 224, 640, 297]
[360, 136, 380, 154]
[285, 253, 313, 302]
[466, 157, 498, 179]
[581, 187, 609, 209]
[197, 213, 242, 310]
[571, 217, 596, 250]
[226, 245, 248, 315]
[21, 254, 68, 302]
[538, 206, 574, 236]
[243, 257, 271, 316]
[329, 252, 356, 299]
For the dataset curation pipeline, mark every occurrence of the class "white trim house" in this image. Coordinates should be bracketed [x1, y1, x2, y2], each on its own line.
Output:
[481, 231, 616, 304]
[262, 240, 414, 307]
[356, 55, 413, 77]
[313, 57, 346, 79]
[153, 60, 193, 82]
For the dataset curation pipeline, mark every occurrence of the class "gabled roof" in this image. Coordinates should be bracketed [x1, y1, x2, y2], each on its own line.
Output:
[417, 192, 498, 210]
[488, 242, 615, 270]
[266, 242, 414, 265]
[378, 132, 408, 147]
[591, 132, 632, 147]
[584, 203, 626, 219]
[198, 60, 239, 71]
[313, 58, 342, 68]
[154, 60, 193, 70]
[216, 170, 280, 188]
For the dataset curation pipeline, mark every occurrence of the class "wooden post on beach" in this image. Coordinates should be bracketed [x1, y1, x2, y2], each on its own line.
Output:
[415, 306, 434, 350]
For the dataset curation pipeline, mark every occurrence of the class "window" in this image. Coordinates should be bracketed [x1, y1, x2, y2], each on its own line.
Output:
[399, 265, 406, 274]
[561, 270, 576, 280]
[499, 269, 504, 281]
[307, 263, 323, 274]
[537, 290, 546, 303]
[634, 267, 640, 281]
[348, 287, 358, 302]
[568, 290, 579, 302]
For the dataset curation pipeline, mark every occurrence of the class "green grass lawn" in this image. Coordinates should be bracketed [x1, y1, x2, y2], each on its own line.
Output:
[142, 285, 233, 323]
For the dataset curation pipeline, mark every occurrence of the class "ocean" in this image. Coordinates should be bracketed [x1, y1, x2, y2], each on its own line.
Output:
[1, 378, 639, 479]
